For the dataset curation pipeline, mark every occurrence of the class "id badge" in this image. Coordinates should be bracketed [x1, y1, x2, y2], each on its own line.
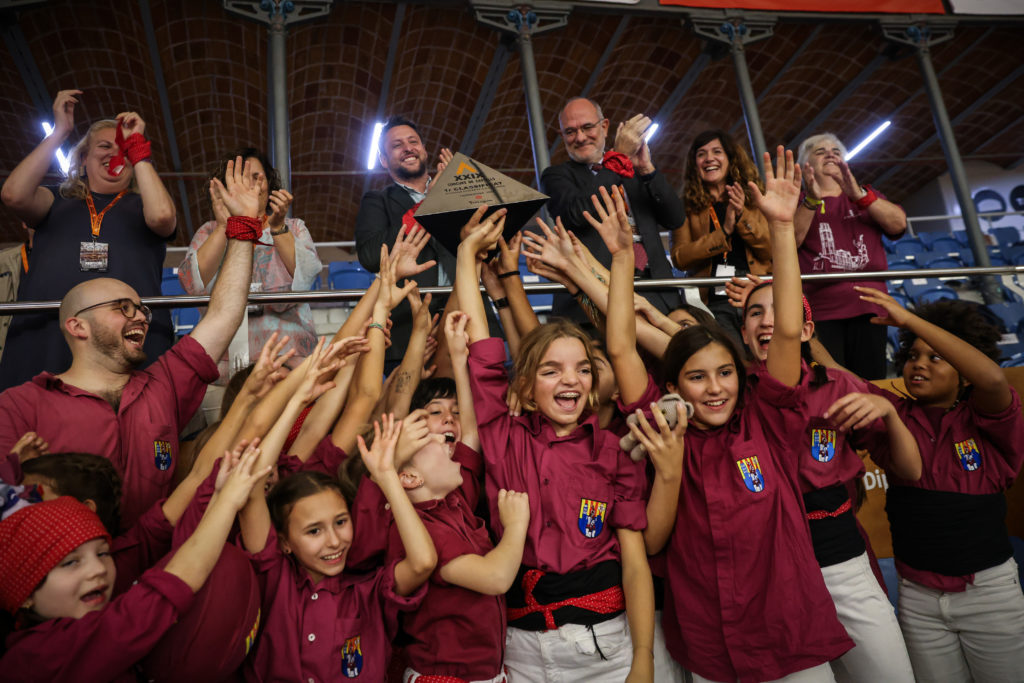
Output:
[714, 264, 735, 296]
[80, 241, 109, 272]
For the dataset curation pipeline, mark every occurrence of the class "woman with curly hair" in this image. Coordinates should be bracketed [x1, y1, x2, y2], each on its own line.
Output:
[856, 292, 1024, 682]
[178, 148, 322, 380]
[670, 130, 772, 340]
[0, 90, 177, 390]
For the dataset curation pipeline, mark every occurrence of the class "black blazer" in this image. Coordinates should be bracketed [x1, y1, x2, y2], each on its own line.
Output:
[354, 183, 497, 361]
[541, 160, 686, 319]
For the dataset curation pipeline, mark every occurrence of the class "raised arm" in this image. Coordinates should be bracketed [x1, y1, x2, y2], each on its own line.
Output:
[440, 489, 529, 594]
[385, 290, 434, 418]
[855, 286, 1012, 414]
[115, 112, 175, 237]
[189, 156, 258, 360]
[752, 147, 804, 388]
[454, 207, 506, 344]
[827, 160, 906, 237]
[444, 311, 479, 451]
[0, 90, 80, 225]
[628, 405, 686, 555]
[359, 415, 437, 595]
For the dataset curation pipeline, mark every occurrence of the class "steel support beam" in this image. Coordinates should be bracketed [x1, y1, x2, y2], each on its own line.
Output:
[224, 0, 334, 193]
[546, 14, 629, 161]
[693, 18, 774, 171]
[0, 18, 48, 117]
[786, 51, 889, 150]
[138, 0, 193, 238]
[362, 2, 405, 194]
[883, 20, 1000, 303]
[462, 36, 513, 156]
[474, 3, 569, 189]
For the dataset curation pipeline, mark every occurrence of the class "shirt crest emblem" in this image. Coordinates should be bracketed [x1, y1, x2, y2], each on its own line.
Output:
[954, 438, 982, 472]
[342, 635, 363, 677]
[737, 456, 765, 492]
[244, 608, 260, 655]
[153, 440, 172, 471]
[578, 498, 607, 538]
[811, 428, 836, 463]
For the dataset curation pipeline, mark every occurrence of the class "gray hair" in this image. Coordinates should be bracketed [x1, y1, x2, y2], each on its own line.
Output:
[797, 133, 848, 167]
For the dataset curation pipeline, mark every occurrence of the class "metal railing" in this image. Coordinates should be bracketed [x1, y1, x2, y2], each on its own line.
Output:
[1, 265, 1020, 315]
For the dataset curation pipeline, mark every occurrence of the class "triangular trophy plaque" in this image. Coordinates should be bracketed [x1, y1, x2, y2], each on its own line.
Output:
[413, 152, 548, 257]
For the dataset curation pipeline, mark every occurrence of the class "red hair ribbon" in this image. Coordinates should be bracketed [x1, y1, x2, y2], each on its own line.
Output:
[802, 295, 813, 323]
[599, 150, 634, 179]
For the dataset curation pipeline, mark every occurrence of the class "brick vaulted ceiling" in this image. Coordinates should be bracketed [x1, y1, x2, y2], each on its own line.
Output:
[0, 1, 1022, 247]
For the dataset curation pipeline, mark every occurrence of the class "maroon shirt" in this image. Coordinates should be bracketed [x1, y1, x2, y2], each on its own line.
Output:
[468, 338, 647, 574]
[752, 361, 887, 494]
[278, 435, 348, 478]
[798, 190, 900, 322]
[387, 443, 505, 680]
[244, 534, 425, 682]
[0, 336, 218, 527]
[112, 498, 174, 595]
[867, 384, 1024, 591]
[663, 372, 853, 682]
[1, 569, 194, 682]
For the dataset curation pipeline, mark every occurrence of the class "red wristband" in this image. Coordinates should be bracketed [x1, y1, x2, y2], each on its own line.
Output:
[855, 185, 878, 209]
[225, 216, 262, 241]
[122, 133, 152, 166]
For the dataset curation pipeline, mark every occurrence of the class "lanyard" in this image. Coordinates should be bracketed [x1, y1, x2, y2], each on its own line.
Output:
[709, 206, 730, 258]
[20, 244, 28, 273]
[85, 190, 128, 239]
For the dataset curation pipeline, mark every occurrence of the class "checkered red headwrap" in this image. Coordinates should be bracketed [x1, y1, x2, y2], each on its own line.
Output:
[0, 497, 111, 613]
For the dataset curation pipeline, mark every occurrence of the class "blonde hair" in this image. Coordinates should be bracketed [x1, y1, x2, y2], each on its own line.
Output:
[513, 320, 600, 414]
[59, 119, 138, 200]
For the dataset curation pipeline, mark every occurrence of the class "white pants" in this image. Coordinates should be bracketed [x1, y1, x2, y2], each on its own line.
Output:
[505, 614, 634, 682]
[821, 553, 915, 683]
[653, 610, 687, 683]
[898, 557, 1024, 683]
[691, 663, 835, 683]
[404, 668, 508, 683]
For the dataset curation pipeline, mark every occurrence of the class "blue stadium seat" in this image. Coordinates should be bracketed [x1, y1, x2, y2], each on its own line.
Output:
[928, 236, 962, 254]
[952, 230, 969, 246]
[328, 262, 373, 291]
[988, 302, 1024, 334]
[890, 238, 925, 258]
[902, 278, 950, 304]
[990, 226, 1021, 252]
[915, 287, 958, 304]
[1003, 245, 1024, 266]
[917, 232, 949, 247]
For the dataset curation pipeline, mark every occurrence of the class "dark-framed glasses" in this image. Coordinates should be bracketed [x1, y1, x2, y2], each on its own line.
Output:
[74, 298, 152, 324]
[561, 120, 603, 140]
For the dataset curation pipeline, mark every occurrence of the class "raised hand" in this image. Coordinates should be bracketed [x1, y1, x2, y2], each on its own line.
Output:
[497, 489, 530, 532]
[209, 181, 231, 228]
[244, 332, 295, 399]
[294, 338, 344, 405]
[213, 441, 273, 511]
[824, 392, 893, 433]
[51, 89, 81, 139]
[724, 273, 765, 310]
[394, 409, 443, 466]
[214, 439, 258, 492]
[377, 244, 418, 312]
[823, 159, 863, 200]
[409, 290, 434, 335]
[392, 224, 437, 280]
[522, 218, 573, 272]
[495, 231, 523, 275]
[854, 285, 915, 328]
[211, 156, 261, 218]
[723, 183, 747, 235]
[436, 147, 454, 176]
[444, 311, 471, 361]
[267, 189, 293, 230]
[460, 208, 506, 259]
[582, 185, 632, 255]
[749, 146, 802, 225]
[357, 414, 403, 483]
[613, 114, 652, 159]
[10, 431, 49, 462]
[115, 111, 146, 138]
[802, 162, 823, 200]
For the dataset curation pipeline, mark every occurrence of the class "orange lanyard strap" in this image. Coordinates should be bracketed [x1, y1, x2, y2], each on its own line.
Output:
[709, 206, 729, 257]
[85, 190, 128, 239]
[20, 244, 28, 273]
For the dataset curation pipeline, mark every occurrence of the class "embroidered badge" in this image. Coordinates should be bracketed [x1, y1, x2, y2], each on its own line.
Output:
[577, 498, 607, 538]
[153, 440, 172, 471]
[244, 608, 260, 655]
[811, 428, 836, 463]
[737, 456, 765, 492]
[954, 438, 982, 472]
[342, 635, 363, 678]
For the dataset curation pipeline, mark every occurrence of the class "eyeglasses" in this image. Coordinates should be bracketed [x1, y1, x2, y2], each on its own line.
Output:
[74, 298, 152, 324]
[560, 121, 604, 140]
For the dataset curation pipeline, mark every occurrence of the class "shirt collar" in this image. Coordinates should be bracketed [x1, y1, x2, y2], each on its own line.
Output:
[396, 175, 431, 202]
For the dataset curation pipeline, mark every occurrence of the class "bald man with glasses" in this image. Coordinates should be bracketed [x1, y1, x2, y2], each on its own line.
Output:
[0, 157, 262, 528]
[540, 97, 687, 320]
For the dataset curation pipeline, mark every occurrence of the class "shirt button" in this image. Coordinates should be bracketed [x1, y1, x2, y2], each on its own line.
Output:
[311, 593, 318, 601]
[543, 478, 549, 485]
[546, 521, 552, 528]
[307, 633, 316, 642]
[308, 679, 315, 683]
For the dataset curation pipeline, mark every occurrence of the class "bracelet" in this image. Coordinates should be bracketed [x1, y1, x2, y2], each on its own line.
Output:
[855, 184, 879, 209]
[225, 216, 262, 241]
[492, 297, 510, 309]
[802, 196, 825, 214]
[367, 322, 386, 333]
[497, 271, 518, 280]
[269, 224, 290, 236]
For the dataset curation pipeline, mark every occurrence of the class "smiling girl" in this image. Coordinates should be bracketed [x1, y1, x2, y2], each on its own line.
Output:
[650, 147, 854, 683]
[455, 208, 653, 682]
